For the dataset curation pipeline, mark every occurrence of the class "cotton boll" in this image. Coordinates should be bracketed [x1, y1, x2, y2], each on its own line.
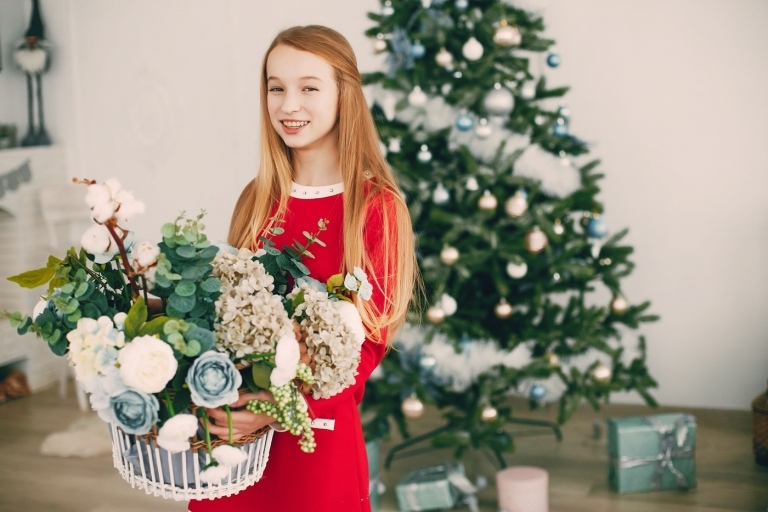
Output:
[212, 445, 247, 467]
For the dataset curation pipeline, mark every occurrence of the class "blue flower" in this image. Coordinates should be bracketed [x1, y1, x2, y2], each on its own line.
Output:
[110, 389, 159, 435]
[186, 351, 242, 408]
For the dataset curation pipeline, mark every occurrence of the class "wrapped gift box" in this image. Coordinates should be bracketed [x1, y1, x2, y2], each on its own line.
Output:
[396, 462, 464, 511]
[607, 413, 697, 494]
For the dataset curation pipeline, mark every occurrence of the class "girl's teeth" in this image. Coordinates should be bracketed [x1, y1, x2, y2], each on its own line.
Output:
[284, 121, 308, 128]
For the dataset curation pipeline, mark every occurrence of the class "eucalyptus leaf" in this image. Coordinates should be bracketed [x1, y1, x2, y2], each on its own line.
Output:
[201, 277, 221, 293]
[169, 293, 196, 313]
[175, 280, 196, 297]
[175, 245, 197, 259]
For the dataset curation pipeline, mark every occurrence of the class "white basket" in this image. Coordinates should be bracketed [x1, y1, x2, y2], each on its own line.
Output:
[109, 422, 273, 501]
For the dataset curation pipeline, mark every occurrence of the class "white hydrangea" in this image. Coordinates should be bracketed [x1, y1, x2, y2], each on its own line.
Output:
[288, 284, 362, 399]
[66, 315, 126, 384]
[212, 249, 293, 358]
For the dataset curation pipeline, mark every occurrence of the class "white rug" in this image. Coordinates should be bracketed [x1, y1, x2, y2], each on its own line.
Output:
[40, 414, 112, 458]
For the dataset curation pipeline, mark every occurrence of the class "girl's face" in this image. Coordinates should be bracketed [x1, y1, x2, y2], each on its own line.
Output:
[266, 45, 339, 153]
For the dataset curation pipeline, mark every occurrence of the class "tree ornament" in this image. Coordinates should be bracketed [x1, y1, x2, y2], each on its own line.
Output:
[388, 137, 401, 153]
[411, 40, 426, 58]
[373, 33, 388, 53]
[475, 118, 492, 139]
[493, 20, 521, 47]
[483, 83, 515, 117]
[465, 176, 479, 191]
[401, 394, 425, 419]
[546, 52, 561, 68]
[462, 36, 484, 61]
[544, 351, 560, 367]
[419, 354, 437, 371]
[455, 0, 469, 10]
[494, 298, 513, 319]
[453, 70, 463, 79]
[382, 0, 395, 16]
[525, 226, 548, 254]
[504, 190, 528, 218]
[520, 82, 536, 100]
[435, 47, 454, 68]
[506, 260, 527, 279]
[421, 0, 432, 7]
[426, 305, 446, 324]
[408, 85, 428, 107]
[455, 112, 474, 132]
[553, 118, 568, 137]
[432, 183, 450, 204]
[440, 245, 460, 265]
[553, 219, 565, 235]
[417, 144, 432, 163]
[439, 293, 458, 316]
[379, 91, 397, 121]
[557, 104, 571, 119]
[530, 383, 547, 401]
[590, 363, 612, 384]
[478, 190, 498, 211]
[611, 295, 628, 315]
[480, 405, 499, 422]
[587, 215, 608, 239]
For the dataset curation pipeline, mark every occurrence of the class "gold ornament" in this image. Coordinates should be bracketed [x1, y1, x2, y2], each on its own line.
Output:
[493, 20, 522, 47]
[591, 363, 612, 384]
[504, 191, 528, 218]
[525, 226, 548, 254]
[494, 298, 513, 319]
[480, 405, 499, 422]
[544, 351, 560, 367]
[426, 305, 446, 324]
[402, 395, 425, 419]
[611, 295, 629, 314]
[553, 218, 565, 235]
[478, 190, 498, 211]
[440, 246, 460, 265]
[435, 47, 454, 68]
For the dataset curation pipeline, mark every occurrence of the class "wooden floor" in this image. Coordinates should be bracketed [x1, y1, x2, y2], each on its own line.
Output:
[1, 383, 766, 512]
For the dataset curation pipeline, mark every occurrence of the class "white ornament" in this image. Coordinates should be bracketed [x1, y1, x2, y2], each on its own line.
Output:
[432, 183, 450, 204]
[611, 295, 628, 314]
[402, 395, 425, 419]
[380, 92, 397, 121]
[408, 85, 428, 107]
[388, 137, 402, 153]
[494, 299, 513, 319]
[506, 261, 528, 279]
[440, 245, 460, 265]
[493, 22, 522, 47]
[462, 37, 484, 61]
[525, 226, 548, 254]
[426, 305, 446, 324]
[373, 34, 387, 53]
[421, 0, 432, 7]
[417, 144, 432, 163]
[475, 118, 492, 139]
[480, 405, 499, 422]
[591, 364, 612, 384]
[478, 190, 498, 211]
[435, 47, 454, 68]
[520, 82, 536, 100]
[504, 192, 528, 218]
[483, 83, 514, 117]
[440, 293, 458, 316]
[465, 176, 479, 191]
[382, 0, 394, 15]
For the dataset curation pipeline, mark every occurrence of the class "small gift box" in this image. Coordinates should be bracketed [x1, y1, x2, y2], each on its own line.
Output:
[607, 413, 697, 494]
[396, 462, 465, 511]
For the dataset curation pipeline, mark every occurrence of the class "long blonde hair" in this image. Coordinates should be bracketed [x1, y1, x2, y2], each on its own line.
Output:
[228, 25, 418, 343]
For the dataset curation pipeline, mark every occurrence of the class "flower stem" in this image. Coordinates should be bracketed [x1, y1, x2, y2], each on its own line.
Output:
[200, 409, 213, 457]
[104, 220, 140, 299]
[164, 389, 175, 416]
[225, 405, 233, 445]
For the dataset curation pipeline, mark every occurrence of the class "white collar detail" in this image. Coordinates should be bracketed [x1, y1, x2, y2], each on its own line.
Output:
[290, 181, 344, 199]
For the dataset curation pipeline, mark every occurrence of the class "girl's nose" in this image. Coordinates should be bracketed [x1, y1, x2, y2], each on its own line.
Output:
[281, 91, 301, 114]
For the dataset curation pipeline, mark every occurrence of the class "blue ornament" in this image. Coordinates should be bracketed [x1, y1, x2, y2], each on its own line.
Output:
[552, 120, 568, 137]
[530, 383, 547, 401]
[455, 113, 474, 132]
[587, 217, 608, 239]
[546, 52, 561, 68]
[419, 354, 437, 371]
[411, 41, 426, 59]
[455, 0, 469, 9]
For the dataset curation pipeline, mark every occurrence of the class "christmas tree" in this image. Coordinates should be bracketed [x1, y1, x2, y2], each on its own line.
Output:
[361, 0, 659, 466]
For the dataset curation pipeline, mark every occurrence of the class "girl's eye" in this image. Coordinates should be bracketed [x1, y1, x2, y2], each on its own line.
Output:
[304, 86, 318, 92]
[268, 86, 283, 92]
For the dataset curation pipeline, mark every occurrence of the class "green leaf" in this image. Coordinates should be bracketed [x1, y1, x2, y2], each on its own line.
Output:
[49, 332, 68, 356]
[251, 362, 272, 389]
[186, 326, 216, 352]
[82, 303, 100, 319]
[61, 298, 80, 315]
[124, 297, 148, 339]
[66, 310, 82, 323]
[74, 282, 89, 298]
[175, 280, 197, 297]
[139, 316, 172, 337]
[171, 361, 191, 389]
[200, 277, 221, 293]
[184, 339, 202, 357]
[326, 273, 344, 290]
[7, 266, 56, 289]
[168, 293, 196, 313]
[160, 223, 177, 239]
[264, 246, 281, 256]
[198, 245, 219, 260]
[175, 245, 197, 259]
[181, 265, 209, 281]
[171, 388, 191, 413]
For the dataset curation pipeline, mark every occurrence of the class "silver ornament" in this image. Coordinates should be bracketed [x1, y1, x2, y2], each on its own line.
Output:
[611, 295, 629, 314]
[432, 183, 450, 204]
[480, 405, 499, 422]
[455, 0, 468, 9]
[435, 47, 454, 68]
[426, 305, 446, 324]
[494, 298, 513, 319]
[591, 364, 612, 384]
[402, 395, 425, 419]
[478, 190, 498, 211]
[483, 83, 515, 117]
[493, 21, 521, 47]
[408, 85, 428, 107]
[382, 0, 395, 15]
[462, 36, 484, 61]
[504, 192, 528, 218]
[440, 245, 460, 265]
[417, 144, 432, 163]
[520, 82, 536, 100]
[525, 226, 548, 254]
[506, 260, 527, 279]
[475, 118, 492, 139]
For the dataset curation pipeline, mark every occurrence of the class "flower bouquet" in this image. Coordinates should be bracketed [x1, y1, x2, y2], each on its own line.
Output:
[4, 178, 371, 501]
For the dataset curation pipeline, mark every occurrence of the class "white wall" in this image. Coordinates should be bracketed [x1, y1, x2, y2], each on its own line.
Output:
[0, 0, 766, 410]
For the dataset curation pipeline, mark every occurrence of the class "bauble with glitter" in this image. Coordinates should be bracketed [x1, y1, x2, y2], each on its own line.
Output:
[525, 226, 548, 254]
[478, 190, 498, 211]
[483, 83, 515, 117]
[402, 395, 425, 419]
[504, 191, 528, 218]
[440, 245, 460, 265]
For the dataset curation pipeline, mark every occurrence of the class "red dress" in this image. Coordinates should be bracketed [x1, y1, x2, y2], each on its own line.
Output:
[189, 181, 392, 512]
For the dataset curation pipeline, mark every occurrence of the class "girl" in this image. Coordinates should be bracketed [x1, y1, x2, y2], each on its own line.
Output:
[188, 25, 417, 512]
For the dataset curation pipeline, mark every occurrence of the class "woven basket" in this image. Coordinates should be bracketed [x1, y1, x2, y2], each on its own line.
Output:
[752, 380, 768, 467]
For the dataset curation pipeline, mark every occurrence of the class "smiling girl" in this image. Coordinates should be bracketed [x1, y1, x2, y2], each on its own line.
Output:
[187, 25, 417, 512]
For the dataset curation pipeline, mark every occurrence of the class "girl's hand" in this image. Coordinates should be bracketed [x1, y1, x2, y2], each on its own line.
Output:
[205, 390, 276, 442]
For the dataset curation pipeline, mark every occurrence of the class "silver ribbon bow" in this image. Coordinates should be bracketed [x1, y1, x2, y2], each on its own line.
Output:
[612, 415, 695, 490]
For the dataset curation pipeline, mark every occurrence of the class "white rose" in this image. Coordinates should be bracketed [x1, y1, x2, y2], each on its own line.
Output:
[270, 335, 300, 387]
[118, 335, 178, 394]
[211, 445, 247, 467]
[334, 300, 366, 346]
[157, 413, 198, 453]
[343, 273, 358, 291]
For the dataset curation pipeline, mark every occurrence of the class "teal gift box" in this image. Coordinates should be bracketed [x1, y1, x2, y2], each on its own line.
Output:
[607, 413, 697, 494]
[396, 463, 464, 511]
[366, 440, 384, 511]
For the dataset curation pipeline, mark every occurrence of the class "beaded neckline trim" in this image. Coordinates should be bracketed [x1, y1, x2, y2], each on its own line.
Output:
[290, 182, 344, 199]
